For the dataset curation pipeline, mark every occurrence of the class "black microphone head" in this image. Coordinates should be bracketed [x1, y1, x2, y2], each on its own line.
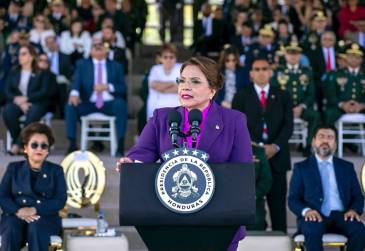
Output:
[168, 110, 182, 126]
[188, 109, 202, 125]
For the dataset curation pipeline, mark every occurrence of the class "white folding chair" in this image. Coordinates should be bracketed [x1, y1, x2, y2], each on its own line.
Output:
[336, 113, 365, 158]
[80, 113, 117, 156]
[6, 112, 53, 151]
[294, 233, 348, 251]
[289, 118, 308, 147]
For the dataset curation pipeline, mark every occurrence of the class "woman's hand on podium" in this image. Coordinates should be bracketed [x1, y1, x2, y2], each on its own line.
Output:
[115, 157, 133, 172]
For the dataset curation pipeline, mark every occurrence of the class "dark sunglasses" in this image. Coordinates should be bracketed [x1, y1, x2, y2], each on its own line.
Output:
[252, 67, 269, 72]
[30, 142, 49, 150]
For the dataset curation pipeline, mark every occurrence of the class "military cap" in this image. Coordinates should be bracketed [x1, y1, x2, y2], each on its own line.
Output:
[346, 43, 364, 56]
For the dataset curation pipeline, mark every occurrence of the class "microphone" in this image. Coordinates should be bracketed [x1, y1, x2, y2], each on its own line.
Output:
[168, 110, 182, 148]
[188, 109, 202, 148]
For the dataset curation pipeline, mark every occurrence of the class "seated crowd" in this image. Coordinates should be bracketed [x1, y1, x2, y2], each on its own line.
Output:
[0, 0, 365, 250]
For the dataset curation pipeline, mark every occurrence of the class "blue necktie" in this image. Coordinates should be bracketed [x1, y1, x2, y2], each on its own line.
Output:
[320, 161, 331, 216]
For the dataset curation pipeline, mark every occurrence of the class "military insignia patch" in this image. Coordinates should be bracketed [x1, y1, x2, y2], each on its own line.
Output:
[299, 74, 308, 85]
[336, 77, 348, 87]
[277, 73, 288, 85]
[155, 148, 215, 214]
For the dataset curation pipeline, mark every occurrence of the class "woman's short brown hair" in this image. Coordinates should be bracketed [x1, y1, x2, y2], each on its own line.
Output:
[180, 56, 224, 91]
[159, 43, 177, 56]
[218, 45, 240, 70]
[21, 122, 55, 147]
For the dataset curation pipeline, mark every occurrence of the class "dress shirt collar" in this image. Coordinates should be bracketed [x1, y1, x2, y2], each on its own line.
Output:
[287, 64, 299, 72]
[254, 83, 270, 97]
[315, 154, 333, 166]
[92, 59, 106, 65]
[348, 67, 360, 75]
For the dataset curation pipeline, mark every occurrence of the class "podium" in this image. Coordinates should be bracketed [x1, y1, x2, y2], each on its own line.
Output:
[119, 163, 256, 251]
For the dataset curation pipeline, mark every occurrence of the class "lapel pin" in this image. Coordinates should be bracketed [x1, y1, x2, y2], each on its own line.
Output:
[43, 174, 47, 178]
[215, 125, 220, 130]
[271, 95, 275, 99]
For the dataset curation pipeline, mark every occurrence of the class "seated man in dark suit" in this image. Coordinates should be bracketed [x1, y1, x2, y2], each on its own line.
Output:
[65, 37, 128, 155]
[288, 124, 365, 251]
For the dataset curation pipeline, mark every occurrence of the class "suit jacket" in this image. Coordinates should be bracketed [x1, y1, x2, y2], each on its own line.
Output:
[193, 18, 228, 52]
[127, 101, 253, 163]
[58, 52, 73, 80]
[288, 155, 364, 218]
[4, 69, 50, 105]
[0, 160, 67, 218]
[232, 84, 293, 172]
[71, 58, 127, 102]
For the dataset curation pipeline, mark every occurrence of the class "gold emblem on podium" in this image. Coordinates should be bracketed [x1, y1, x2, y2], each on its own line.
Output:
[61, 151, 106, 209]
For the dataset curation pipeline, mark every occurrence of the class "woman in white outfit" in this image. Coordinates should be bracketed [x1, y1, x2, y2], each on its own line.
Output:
[59, 18, 91, 60]
[146, 43, 181, 119]
[29, 14, 55, 51]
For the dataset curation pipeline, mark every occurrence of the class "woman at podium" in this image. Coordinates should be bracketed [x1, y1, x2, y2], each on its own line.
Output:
[117, 56, 253, 251]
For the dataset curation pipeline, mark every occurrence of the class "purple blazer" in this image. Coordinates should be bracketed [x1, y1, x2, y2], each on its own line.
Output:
[127, 102, 253, 163]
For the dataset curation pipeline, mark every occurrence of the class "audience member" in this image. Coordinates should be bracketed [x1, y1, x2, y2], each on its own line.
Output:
[44, 34, 73, 118]
[158, 0, 184, 43]
[271, 41, 319, 155]
[84, 2, 104, 33]
[230, 20, 253, 62]
[48, 0, 68, 35]
[245, 25, 278, 67]
[324, 43, 365, 125]
[93, 17, 126, 49]
[146, 43, 181, 119]
[338, 0, 365, 38]
[76, 0, 93, 24]
[65, 37, 127, 155]
[60, 18, 91, 63]
[4, 0, 23, 33]
[308, 31, 337, 113]
[2, 45, 51, 155]
[0, 122, 67, 251]
[36, 52, 58, 115]
[192, 3, 228, 56]
[29, 14, 55, 51]
[17, 0, 33, 32]
[98, 0, 131, 49]
[216, 45, 248, 109]
[301, 11, 329, 53]
[288, 124, 365, 251]
[232, 58, 293, 233]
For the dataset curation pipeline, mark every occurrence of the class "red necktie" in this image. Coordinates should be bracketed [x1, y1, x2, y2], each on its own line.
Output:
[325, 48, 331, 72]
[260, 90, 266, 108]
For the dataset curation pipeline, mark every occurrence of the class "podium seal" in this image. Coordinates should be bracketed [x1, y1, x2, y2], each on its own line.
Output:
[155, 148, 215, 214]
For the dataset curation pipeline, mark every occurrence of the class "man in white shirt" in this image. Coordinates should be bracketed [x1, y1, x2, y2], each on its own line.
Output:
[65, 37, 127, 155]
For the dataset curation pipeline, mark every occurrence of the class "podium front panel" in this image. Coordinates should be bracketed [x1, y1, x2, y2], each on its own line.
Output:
[119, 163, 255, 226]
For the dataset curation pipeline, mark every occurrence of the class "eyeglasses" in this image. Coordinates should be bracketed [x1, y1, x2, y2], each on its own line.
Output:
[162, 55, 175, 60]
[19, 51, 29, 56]
[30, 142, 49, 150]
[252, 67, 269, 72]
[225, 58, 237, 63]
[176, 77, 206, 86]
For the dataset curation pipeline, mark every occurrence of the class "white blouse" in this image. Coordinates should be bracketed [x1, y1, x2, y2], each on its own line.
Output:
[146, 63, 181, 119]
[19, 70, 32, 96]
[29, 29, 56, 50]
[59, 30, 92, 58]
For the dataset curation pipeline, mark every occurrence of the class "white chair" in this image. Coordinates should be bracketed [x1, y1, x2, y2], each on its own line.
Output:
[80, 113, 117, 156]
[289, 118, 308, 147]
[294, 233, 348, 251]
[336, 113, 365, 158]
[0, 235, 62, 250]
[6, 112, 53, 151]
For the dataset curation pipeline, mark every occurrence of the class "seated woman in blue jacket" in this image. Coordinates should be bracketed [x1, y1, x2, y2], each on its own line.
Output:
[0, 122, 67, 251]
[216, 45, 249, 108]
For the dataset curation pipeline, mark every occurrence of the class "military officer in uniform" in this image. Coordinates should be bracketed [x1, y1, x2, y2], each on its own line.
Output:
[245, 25, 278, 68]
[246, 142, 272, 231]
[301, 11, 328, 55]
[324, 43, 365, 125]
[272, 41, 320, 154]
